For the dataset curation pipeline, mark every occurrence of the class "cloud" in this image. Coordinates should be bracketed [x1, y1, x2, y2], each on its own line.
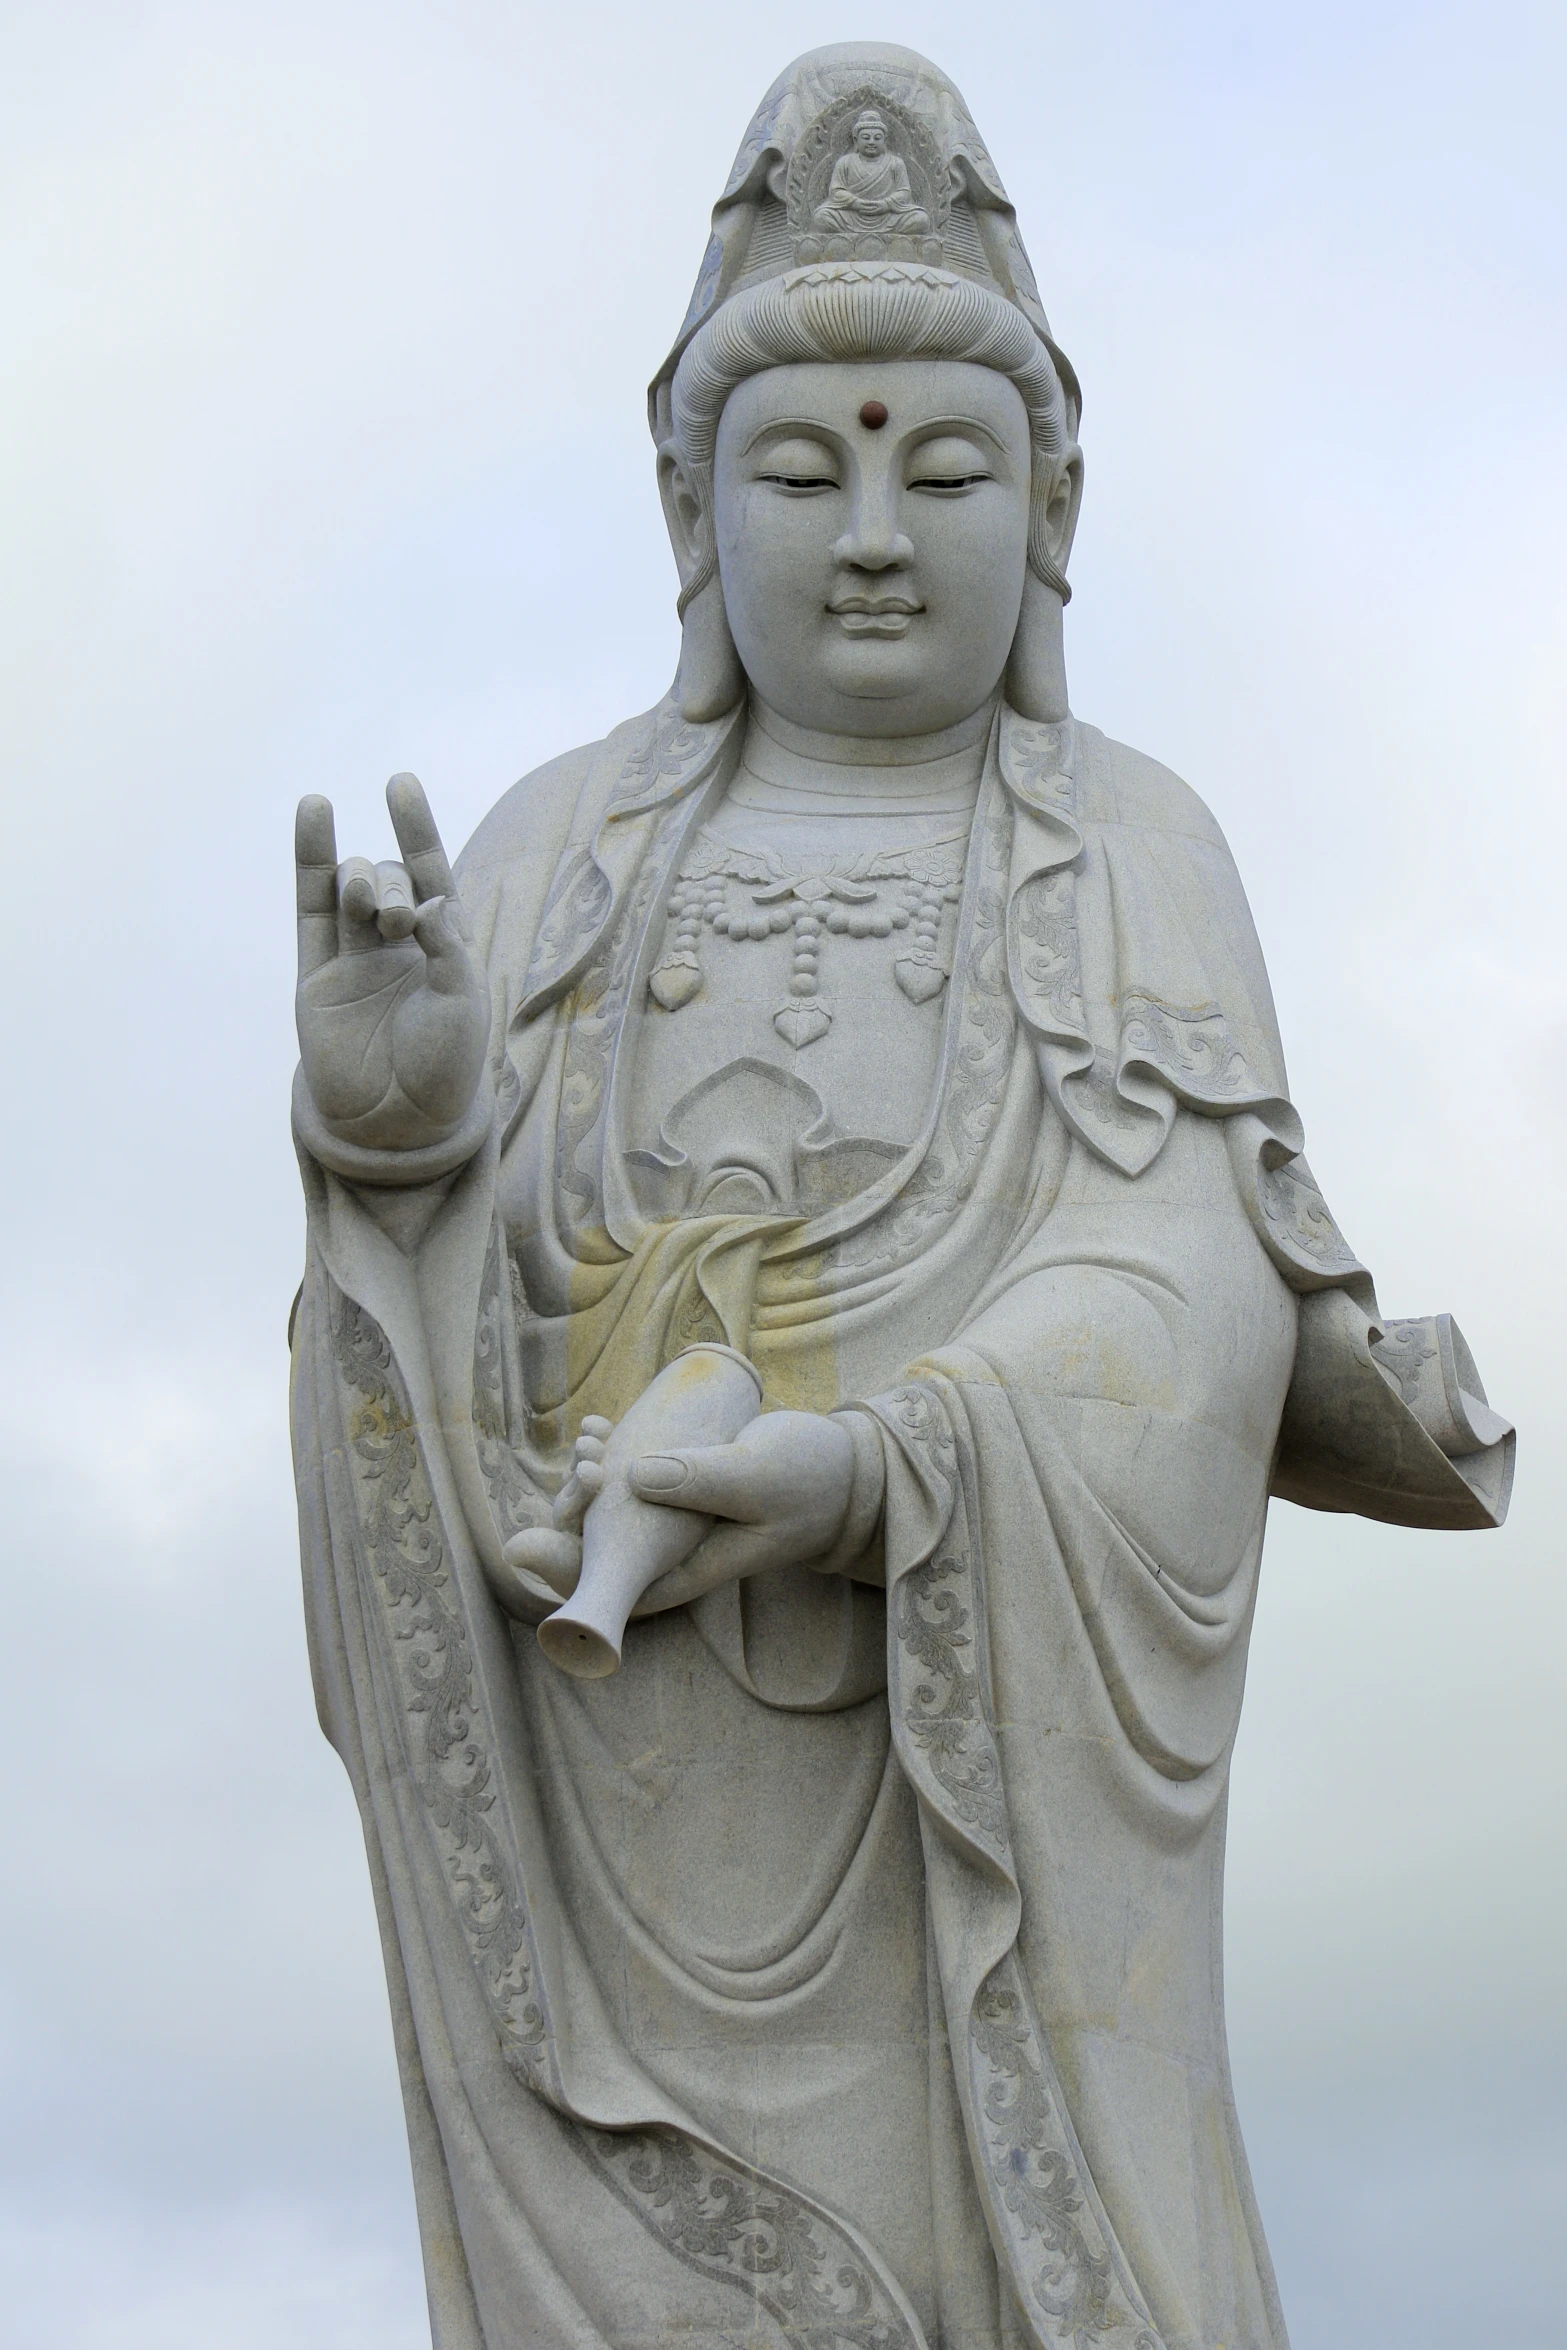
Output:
[0, 2190, 427, 2350]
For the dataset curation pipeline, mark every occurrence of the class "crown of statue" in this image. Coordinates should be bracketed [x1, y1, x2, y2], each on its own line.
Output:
[650, 42, 1079, 436]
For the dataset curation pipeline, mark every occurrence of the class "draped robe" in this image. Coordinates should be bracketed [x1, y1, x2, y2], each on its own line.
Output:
[291, 699, 1512, 2350]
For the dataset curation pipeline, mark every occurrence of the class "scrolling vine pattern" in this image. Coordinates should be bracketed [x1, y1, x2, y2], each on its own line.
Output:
[330, 1286, 923, 2342]
[1369, 1316, 1439, 1408]
[472, 1228, 544, 1540]
[587, 2130, 921, 2350]
[522, 846, 612, 1007]
[554, 812, 690, 1223]
[518, 705, 731, 1017]
[331, 1289, 548, 2080]
[1118, 994, 1261, 1100]
[895, 1543, 1008, 1852]
[608, 702, 716, 814]
[1011, 866, 1085, 1034]
[1002, 715, 1077, 813]
[885, 1385, 1006, 1854]
[971, 1966, 1159, 2350]
[1254, 1151, 1363, 1281]
[882, 1379, 1163, 2349]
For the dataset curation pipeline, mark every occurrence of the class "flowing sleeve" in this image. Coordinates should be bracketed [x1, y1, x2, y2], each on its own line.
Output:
[997, 710, 1513, 1532]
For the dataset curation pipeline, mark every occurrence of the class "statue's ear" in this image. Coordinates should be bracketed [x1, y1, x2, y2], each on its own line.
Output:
[1036, 447, 1083, 580]
[657, 447, 746, 721]
[1033, 446, 1085, 585]
[1008, 449, 1083, 724]
[657, 447, 707, 582]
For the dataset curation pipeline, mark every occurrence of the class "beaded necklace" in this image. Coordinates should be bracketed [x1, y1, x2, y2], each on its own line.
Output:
[649, 825, 968, 1048]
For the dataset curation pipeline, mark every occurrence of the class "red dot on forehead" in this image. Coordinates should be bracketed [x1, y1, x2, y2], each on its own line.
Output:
[858, 399, 889, 430]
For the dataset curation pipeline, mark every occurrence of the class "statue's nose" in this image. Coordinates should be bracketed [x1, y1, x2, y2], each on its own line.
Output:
[834, 524, 915, 572]
[835, 482, 914, 571]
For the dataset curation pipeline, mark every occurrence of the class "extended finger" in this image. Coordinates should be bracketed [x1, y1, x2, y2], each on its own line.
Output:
[502, 1527, 582, 1597]
[552, 1473, 585, 1533]
[551, 1460, 604, 1534]
[629, 1443, 763, 1524]
[295, 795, 339, 977]
[632, 1523, 773, 1614]
[386, 773, 459, 909]
[335, 855, 382, 951]
[374, 860, 418, 941]
[410, 895, 480, 996]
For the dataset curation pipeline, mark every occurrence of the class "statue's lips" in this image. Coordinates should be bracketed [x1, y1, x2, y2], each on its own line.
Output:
[828, 597, 922, 639]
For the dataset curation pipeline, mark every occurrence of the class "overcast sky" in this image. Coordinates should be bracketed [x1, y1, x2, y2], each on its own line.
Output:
[3, 3, 1563, 2344]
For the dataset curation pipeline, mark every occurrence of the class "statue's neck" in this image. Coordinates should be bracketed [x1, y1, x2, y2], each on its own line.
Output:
[734, 697, 993, 818]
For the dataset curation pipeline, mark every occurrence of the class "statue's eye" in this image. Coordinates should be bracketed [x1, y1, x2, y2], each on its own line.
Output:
[908, 436, 996, 495]
[909, 472, 992, 494]
[758, 470, 839, 491]
[755, 437, 839, 490]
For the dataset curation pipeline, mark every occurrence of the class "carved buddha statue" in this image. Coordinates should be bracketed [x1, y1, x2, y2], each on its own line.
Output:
[288, 40, 1513, 2350]
[812, 109, 933, 237]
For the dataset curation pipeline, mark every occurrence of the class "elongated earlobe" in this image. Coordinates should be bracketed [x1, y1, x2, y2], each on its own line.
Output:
[1005, 573, 1070, 723]
[675, 574, 746, 720]
[658, 442, 746, 720]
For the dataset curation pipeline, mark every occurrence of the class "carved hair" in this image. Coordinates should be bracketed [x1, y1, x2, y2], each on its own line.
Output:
[666, 262, 1079, 615]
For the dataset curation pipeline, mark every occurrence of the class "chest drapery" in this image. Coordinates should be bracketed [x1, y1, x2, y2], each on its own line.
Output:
[467, 695, 1509, 1538]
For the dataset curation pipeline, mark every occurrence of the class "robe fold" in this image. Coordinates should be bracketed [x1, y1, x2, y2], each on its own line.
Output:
[292, 698, 1511, 2350]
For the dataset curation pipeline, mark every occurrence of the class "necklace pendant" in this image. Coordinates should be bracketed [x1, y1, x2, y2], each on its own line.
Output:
[894, 955, 947, 1005]
[650, 953, 702, 1010]
[774, 1000, 832, 1048]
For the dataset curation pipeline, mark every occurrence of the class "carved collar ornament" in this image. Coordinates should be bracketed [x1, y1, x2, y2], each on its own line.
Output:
[648, 40, 1081, 444]
[650, 825, 968, 1042]
[516, 699, 1291, 1183]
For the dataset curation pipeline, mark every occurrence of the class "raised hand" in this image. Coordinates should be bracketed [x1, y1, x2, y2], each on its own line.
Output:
[295, 773, 490, 1154]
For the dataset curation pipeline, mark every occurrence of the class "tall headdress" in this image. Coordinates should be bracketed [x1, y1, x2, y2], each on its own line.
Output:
[650, 44, 1081, 724]
[649, 42, 1080, 440]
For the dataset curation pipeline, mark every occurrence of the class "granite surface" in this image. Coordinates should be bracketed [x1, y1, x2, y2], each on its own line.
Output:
[289, 41, 1512, 2350]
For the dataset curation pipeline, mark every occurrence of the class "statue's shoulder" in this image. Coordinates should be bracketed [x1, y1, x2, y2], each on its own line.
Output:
[454, 737, 604, 905]
[455, 699, 684, 912]
[1072, 721, 1231, 853]
[1069, 720, 1272, 991]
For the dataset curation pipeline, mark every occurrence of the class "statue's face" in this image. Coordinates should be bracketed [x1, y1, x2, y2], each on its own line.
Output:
[854, 122, 886, 155]
[712, 359, 1032, 738]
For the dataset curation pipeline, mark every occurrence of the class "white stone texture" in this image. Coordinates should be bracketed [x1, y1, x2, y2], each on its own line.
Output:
[289, 40, 1512, 2350]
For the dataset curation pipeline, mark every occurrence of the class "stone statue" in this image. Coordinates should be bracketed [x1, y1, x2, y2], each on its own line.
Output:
[289, 41, 1513, 2350]
[813, 110, 932, 238]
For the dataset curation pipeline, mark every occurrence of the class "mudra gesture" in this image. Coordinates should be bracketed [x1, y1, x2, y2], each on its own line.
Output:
[813, 108, 931, 237]
[290, 40, 1512, 2350]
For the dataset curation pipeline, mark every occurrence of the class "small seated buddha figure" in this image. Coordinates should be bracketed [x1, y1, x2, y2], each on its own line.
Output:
[812, 108, 931, 238]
